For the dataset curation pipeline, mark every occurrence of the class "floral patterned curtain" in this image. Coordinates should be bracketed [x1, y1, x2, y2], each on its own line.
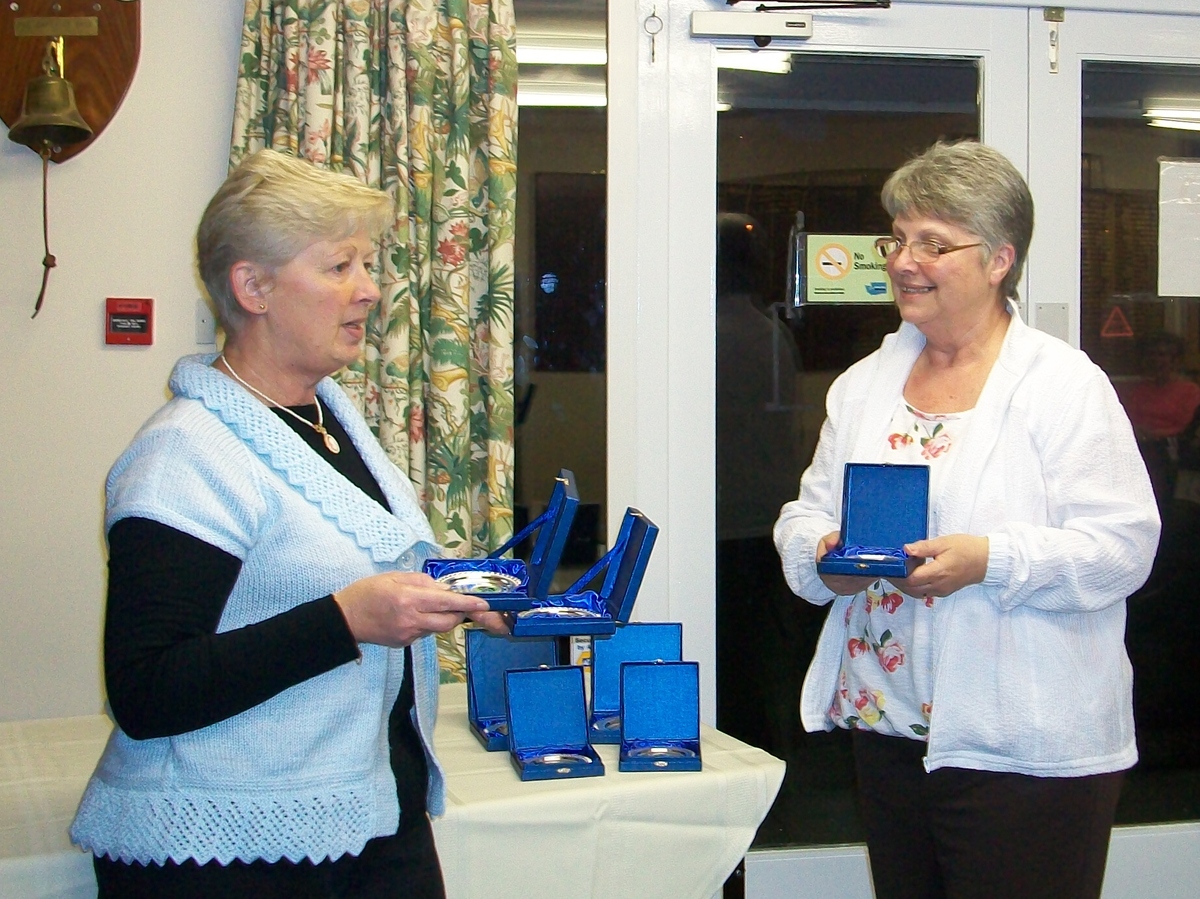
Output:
[229, 0, 518, 678]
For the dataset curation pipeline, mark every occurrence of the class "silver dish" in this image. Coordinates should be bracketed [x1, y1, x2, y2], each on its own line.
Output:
[516, 606, 602, 619]
[627, 746, 697, 759]
[528, 752, 593, 765]
[436, 570, 524, 594]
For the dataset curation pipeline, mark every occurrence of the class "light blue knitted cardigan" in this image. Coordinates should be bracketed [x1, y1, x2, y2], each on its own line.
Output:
[71, 354, 445, 866]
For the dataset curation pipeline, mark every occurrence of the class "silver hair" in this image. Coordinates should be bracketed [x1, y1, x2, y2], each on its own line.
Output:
[881, 140, 1034, 302]
[196, 149, 393, 331]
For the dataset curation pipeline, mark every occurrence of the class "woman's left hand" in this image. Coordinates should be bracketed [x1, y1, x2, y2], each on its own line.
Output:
[892, 534, 989, 598]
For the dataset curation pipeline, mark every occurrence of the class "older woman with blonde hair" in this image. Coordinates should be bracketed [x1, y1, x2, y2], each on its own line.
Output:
[71, 149, 505, 898]
[775, 140, 1160, 899]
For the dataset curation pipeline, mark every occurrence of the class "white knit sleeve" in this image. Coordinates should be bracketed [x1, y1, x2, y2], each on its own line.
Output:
[981, 360, 1160, 612]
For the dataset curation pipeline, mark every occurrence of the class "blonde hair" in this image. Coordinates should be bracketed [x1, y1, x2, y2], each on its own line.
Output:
[196, 149, 393, 330]
[881, 140, 1033, 302]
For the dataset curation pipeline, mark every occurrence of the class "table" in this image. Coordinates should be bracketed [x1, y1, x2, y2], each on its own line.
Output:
[0, 684, 784, 899]
[432, 683, 785, 899]
[0, 716, 110, 899]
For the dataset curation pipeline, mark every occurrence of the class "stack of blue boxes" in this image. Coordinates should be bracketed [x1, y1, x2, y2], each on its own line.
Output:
[429, 471, 701, 781]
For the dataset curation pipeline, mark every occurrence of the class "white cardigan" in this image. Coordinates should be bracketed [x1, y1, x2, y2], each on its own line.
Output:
[774, 308, 1161, 777]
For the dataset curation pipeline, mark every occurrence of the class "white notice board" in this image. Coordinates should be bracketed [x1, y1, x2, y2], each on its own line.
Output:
[1158, 157, 1200, 297]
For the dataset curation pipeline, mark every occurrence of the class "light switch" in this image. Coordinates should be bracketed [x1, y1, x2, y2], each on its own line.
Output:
[196, 298, 217, 345]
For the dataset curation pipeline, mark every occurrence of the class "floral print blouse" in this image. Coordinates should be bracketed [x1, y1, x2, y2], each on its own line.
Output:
[830, 400, 975, 740]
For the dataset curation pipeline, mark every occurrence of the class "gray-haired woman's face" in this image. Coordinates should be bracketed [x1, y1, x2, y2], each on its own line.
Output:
[885, 212, 1008, 334]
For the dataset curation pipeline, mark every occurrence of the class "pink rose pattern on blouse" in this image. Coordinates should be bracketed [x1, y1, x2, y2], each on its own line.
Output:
[832, 580, 924, 734]
[889, 404, 958, 461]
[832, 400, 968, 740]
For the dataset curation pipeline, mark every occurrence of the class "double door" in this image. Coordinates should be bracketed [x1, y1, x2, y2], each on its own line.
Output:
[657, 4, 1200, 894]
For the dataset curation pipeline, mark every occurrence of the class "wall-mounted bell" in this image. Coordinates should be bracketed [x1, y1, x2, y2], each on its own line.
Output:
[7, 39, 94, 317]
[8, 38, 92, 154]
[8, 71, 93, 153]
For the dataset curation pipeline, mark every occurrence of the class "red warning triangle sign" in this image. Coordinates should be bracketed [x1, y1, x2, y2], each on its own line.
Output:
[1101, 306, 1134, 338]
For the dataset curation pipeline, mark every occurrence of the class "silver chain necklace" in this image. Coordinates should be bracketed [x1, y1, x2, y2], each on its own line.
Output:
[218, 354, 341, 454]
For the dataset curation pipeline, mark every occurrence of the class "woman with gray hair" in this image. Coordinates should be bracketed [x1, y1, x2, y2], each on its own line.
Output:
[775, 140, 1159, 899]
[71, 149, 506, 898]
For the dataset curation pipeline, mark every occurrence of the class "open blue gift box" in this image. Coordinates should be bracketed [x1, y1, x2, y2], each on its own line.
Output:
[423, 469, 579, 606]
[465, 628, 559, 751]
[589, 622, 682, 743]
[619, 660, 702, 772]
[509, 507, 658, 638]
[816, 462, 929, 579]
[504, 665, 604, 781]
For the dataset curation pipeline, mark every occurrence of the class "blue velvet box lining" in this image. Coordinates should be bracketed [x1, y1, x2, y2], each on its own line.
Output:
[422, 469, 580, 605]
[816, 462, 929, 579]
[505, 666, 604, 780]
[589, 622, 683, 743]
[465, 629, 559, 751]
[509, 508, 658, 638]
[619, 661, 702, 772]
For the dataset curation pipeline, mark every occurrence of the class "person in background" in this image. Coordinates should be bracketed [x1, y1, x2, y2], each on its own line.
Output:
[715, 211, 809, 779]
[774, 140, 1160, 899]
[1118, 330, 1200, 505]
[71, 149, 506, 899]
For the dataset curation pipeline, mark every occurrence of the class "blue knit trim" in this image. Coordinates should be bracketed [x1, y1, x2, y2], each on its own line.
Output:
[170, 355, 438, 565]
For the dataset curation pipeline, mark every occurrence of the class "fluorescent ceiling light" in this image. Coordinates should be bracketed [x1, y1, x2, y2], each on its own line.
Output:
[518, 84, 607, 107]
[517, 32, 607, 67]
[1148, 117, 1200, 132]
[1142, 100, 1200, 131]
[715, 49, 793, 75]
[1144, 107, 1200, 121]
[517, 45, 607, 66]
[1143, 98, 1200, 131]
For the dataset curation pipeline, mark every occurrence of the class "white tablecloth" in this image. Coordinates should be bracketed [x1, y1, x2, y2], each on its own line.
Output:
[432, 683, 785, 899]
[0, 684, 784, 899]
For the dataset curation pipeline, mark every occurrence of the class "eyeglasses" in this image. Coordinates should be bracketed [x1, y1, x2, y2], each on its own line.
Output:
[873, 236, 984, 264]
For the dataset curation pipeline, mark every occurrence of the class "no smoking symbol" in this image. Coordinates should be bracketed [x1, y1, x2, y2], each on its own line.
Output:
[816, 244, 851, 280]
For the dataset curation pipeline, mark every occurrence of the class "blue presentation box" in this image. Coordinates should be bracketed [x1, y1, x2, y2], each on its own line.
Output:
[504, 665, 604, 781]
[816, 462, 929, 579]
[510, 507, 658, 638]
[619, 660, 702, 773]
[423, 469, 579, 606]
[465, 628, 559, 751]
[589, 622, 683, 744]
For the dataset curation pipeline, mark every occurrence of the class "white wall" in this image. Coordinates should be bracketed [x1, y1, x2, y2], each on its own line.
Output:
[0, 1, 245, 720]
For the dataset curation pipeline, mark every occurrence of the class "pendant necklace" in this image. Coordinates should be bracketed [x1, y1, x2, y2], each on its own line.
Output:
[218, 354, 341, 454]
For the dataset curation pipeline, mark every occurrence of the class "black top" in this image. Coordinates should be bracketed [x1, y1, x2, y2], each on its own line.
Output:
[104, 399, 429, 830]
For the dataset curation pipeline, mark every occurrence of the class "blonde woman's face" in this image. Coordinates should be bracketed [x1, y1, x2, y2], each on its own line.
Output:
[261, 230, 380, 380]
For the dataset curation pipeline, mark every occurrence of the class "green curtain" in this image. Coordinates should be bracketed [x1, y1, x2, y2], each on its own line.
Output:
[229, 0, 518, 680]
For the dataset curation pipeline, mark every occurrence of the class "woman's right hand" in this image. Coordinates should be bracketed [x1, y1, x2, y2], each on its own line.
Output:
[815, 530, 876, 597]
[332, 571, 491, 648]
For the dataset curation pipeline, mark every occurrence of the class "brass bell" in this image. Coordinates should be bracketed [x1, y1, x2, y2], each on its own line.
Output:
[7, 38, 93, 318]
[8, 38, 92, 154]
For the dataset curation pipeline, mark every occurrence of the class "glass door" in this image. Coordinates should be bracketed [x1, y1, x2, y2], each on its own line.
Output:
[716, 54, 980, 847]
[707, 4, 1027, 855]
[1028, 10, 1200, 834]
[513, 0, 608, 590]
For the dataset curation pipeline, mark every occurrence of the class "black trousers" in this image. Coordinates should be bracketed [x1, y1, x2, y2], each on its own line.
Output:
[852, 730, 1124, 899]
[93, 813, 445, 899]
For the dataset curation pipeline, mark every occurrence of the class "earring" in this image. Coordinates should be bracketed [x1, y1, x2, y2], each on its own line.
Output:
[257, 304, 266, 310]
